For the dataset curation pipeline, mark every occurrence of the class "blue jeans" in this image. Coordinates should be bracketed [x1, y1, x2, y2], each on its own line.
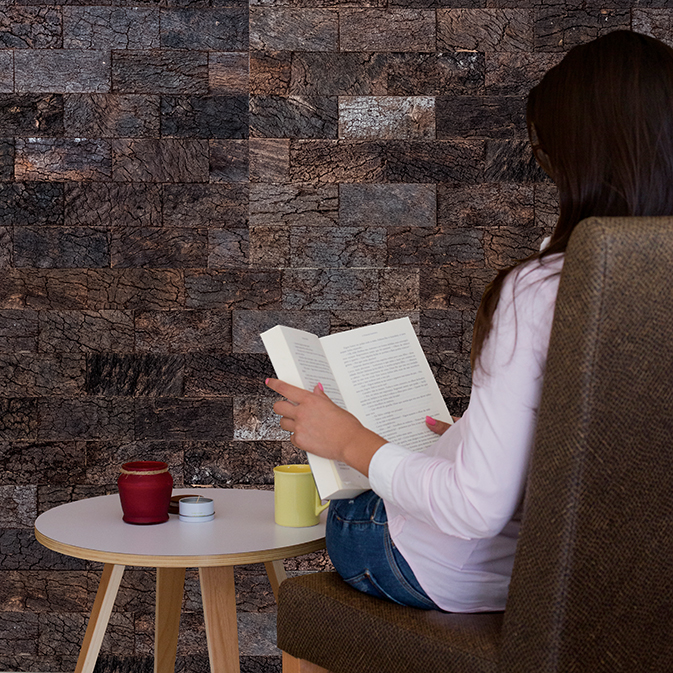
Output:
[326, 490, 440, 610]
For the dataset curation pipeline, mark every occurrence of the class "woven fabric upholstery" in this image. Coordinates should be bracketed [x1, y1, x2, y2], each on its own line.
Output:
[500, 216, 673, 672]
[277, 572, 503, 673]
[277, 217, 673, 673]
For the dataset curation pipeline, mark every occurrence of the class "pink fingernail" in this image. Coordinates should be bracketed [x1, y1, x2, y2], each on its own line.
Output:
[265, 378, 270, 385]
[425, 416, 436, 426]
[318, 382, 324, 391]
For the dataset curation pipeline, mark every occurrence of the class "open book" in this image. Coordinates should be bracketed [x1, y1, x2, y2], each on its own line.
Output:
[261, 317, 452, 500]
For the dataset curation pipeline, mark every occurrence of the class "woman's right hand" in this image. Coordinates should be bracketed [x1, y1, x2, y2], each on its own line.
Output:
[425, 416, 460, 436]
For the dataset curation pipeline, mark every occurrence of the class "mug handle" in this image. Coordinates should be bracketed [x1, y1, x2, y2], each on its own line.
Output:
[314, 490, 330, 517]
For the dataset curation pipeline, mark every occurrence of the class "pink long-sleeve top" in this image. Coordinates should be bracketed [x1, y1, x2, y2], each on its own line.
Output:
[368, 254, 564, 612]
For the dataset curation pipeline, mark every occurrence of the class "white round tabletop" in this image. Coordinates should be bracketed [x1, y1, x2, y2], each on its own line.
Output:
[34, 489, 327, 567]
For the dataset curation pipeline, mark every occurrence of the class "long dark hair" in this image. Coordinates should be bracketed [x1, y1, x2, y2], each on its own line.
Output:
[471, 30, 673, 370]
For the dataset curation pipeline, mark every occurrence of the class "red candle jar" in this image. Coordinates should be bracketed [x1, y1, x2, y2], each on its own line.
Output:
[117, 461, 173, 525]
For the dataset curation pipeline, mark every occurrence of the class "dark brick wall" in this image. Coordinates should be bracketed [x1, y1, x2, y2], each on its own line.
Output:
[1, 3, 670, 672]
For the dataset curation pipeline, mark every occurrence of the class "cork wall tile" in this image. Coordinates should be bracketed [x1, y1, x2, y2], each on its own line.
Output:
[0, 182, 64, 226]
[0, 94, 64, 137]
[634, 10, 673, 48]
[249, 8, 338, 51]
[250, 95, 338, 138]
[38, 310, 134, 353]
[163, 183, 249, 228]
[340, 9, 436, 51]
[0, 52, 13, 93]
[249, 183, 338, 226]
[14, 227, 109, 268]
[248, 138, 289, 182]
[232, 310, 329, 353]
[110, 227, 208, 268]
[209, 52, 249, 94]
[0, 309, 39, 353]
[0, 7, 62, 49]
[15, 138, 112, 181]
[160, 8, 248, 51]
[437, 9, 533, 51]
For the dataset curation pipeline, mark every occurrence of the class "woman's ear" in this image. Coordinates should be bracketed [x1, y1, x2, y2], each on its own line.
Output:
[529, 123, 554, 178]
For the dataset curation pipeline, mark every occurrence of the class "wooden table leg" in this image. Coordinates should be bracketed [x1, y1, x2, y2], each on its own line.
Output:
[264, 560, 287, 602]
[155, 567, 186, 673]
[75, 563, 125, 673]
[199, 566, 240, 673]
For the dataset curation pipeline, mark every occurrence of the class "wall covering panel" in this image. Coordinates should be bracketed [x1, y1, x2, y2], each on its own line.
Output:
[0, 1, 670, 671]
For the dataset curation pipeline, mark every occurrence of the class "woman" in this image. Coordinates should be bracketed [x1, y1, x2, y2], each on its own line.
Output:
[266, 30, 673, 612]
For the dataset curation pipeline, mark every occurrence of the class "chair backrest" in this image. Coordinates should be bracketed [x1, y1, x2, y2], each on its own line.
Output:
[499, 217, 673, 672]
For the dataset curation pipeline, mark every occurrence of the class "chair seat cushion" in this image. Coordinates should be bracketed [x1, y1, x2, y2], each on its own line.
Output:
[277, 572, 503, 673]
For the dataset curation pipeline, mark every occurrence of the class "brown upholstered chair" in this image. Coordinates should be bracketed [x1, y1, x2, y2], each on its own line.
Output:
[276, 216, 673, 673]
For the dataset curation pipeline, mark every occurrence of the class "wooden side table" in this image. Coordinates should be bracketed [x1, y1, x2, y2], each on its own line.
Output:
[34, 489, 326, 673]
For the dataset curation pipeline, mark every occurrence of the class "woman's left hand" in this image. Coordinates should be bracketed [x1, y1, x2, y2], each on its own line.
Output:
[265, 378, 386, 477]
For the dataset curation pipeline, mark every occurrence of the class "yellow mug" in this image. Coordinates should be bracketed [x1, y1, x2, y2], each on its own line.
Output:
[274, 465, 329, 527]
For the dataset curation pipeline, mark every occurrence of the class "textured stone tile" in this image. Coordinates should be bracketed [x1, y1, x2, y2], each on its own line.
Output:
[0, 138, 14, 181]
[634, 10, 673, 48]
[135, 310, 232, 354]
[0, 94, 64, 136]
[384, 140, 483, 183]
[37, 484, 110, 516]
[250, 183, 338, 227]
[161, 95, 248, 139]
[0, 353, 85, 396]
[85, 440, 184, 486]
[250, 9, 337, 51]
[161, 8, 248, 50]
[388, 227, 484, 266]
[483, 224, 546, 268]
[186, 270, 281, 310]
[183, 440, 281, 485]
[208, 228, 249, 268]
[250, 51, 292, 96]
[163, 184, 247, 229]
[249, 226, 290, 267]
[209, 139, 249, 182]
[387, 51, 484, 96]
[420, 265, 493, 311]
[63, 7, 159, 49]
[340, 9, 435, 51]
[184, 354, 270, 396]
[135, 398, 233, 441]
[0, 309, 38, 352]
[0, 398, 39, 441]
[291, 226, 387, 268]
[339, 96, 435, 140]
[485, 52, 563, 96]
[210, 52, 249, 94]
[249, 139, 289, 182]
[340, 183, 436, 228]
[535, 7, 630, 52]
[534, 182, 559, 231]
[85, 354, 184, 396]
[0, 485, 37, 527]
[437, 95, 526, 140]
[37, 398, 133, 443]
[15, 138, 112, 181]
[79, 269, 183, 311]
[14, 227, 110, 268]
[110, 227, 208, 268]
[427, 351, 471, 397]
[64, 94, 160, 138]
[379, 268, 419, 311]
[232, 310, 329, 353]
[40, 311, 132, 354]
[0, 226, 10, 268]
[250, 95, 337, 139]
[0, 182, 64, 226]
[0, 570, 89, 613]
[438, 183, 534, 229]
[289, 52, 388, 96]
[0, 52, 12, 93]
[112, 139, 209, 182]
[64, 183, 161, 227]
[419, 309, 462, 352]
[0, 528, 87, 570]
[437, 9, 533, 51]
[485, 139, 547, 183]
[329, 310, 419, 334]
[112, 50, 208, 95]
[289, 140, 384, 183]
[233, 397, 287, 441]
[15, 50, 110, 93]
[0, 7, 62, 49]
[283, 269, 379, 310]
[0, 612, 38, 656]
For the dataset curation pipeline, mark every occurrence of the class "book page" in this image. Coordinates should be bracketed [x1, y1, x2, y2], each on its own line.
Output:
[260, 326, 369, 493]
[321, 318, 451, 452]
